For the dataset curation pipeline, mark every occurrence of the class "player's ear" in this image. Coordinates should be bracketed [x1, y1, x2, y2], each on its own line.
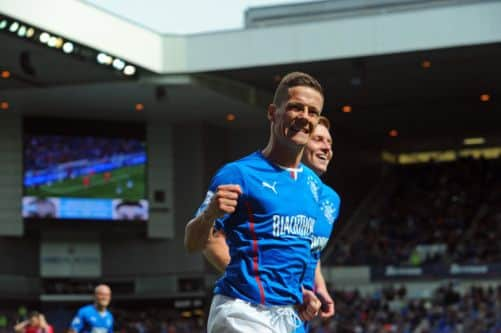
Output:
[267, 104, 277, 122]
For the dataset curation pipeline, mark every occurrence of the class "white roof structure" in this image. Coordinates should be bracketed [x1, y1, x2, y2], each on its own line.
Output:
[2, 0, 501, 73]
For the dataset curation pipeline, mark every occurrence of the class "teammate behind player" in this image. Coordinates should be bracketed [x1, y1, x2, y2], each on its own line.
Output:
[297, 116, 340, 332]
[185, 72, 325, 333]
[69, 284, 114, 333]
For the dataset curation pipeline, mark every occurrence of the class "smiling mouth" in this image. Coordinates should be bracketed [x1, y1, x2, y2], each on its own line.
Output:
[290, 123, 310, 134]
[316, 153, 329, 161]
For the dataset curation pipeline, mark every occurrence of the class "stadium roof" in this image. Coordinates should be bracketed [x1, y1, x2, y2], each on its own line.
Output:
[1, 0, 501, 142]
[2, 0, 501, 73]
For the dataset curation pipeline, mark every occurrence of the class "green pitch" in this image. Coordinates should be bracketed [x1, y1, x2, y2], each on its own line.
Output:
[25, 165, 146, 200]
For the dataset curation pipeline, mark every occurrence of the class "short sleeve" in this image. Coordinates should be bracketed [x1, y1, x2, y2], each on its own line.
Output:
[69, 309, 84, 333]
[194, 163, 244, 232]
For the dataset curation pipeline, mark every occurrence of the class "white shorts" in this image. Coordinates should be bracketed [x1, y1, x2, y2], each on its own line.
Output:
[207, 294, 301, 333]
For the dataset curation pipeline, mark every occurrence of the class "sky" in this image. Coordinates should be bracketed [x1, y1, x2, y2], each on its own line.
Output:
[83, 0, 316, 34]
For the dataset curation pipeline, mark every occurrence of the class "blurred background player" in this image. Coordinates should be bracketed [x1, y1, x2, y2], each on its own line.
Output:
[14, 311, 53, 333]
[69, 284, 114, 333]
[82, 175, 91, 188]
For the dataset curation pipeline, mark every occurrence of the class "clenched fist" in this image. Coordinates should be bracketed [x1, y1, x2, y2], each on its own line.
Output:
[205, 185, 242, 220]
[297, 288, 321, 322]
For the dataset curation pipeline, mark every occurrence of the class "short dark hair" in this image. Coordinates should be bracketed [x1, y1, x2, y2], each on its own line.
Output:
[28, 311, 40, 319]
[272, 72, 323, 107]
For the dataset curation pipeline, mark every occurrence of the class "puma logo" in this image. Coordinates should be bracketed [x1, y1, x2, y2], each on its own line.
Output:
[262, 181, 278, 195]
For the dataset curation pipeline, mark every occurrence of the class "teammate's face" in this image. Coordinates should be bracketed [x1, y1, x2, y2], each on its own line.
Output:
[269, 86, 324, 148]
[95, 285, 111, 308]
[303, 124, 332, 175]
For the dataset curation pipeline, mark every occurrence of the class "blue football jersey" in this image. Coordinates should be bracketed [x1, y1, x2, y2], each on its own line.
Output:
[70, 304, 113, 333]
[302, 184, 341, 290]
[295, 184, 341, 333]
[196, 152, 324, 306]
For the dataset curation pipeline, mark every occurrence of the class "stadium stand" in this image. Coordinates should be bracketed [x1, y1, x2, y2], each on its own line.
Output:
[2, 0, 501, 332]
[327, 158, 501, 267]
[2, 283, 499, 333]
[308, 283, 501, 333]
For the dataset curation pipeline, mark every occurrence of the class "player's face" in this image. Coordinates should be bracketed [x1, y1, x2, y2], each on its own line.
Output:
[270, 86, 324, 148]
[95, 286, 111, 308]
[303, 124, 332, 175]
[29, 316, 40, 327]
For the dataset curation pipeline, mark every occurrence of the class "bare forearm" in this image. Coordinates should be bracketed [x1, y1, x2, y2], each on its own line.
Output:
[315, 261, 328, 292]
[14, 321, 28, 333]
[203, 231, 230, 272]
[314, 261, 336, 318]
[184, 211, 216, 253]
[203, 249, 229, 272]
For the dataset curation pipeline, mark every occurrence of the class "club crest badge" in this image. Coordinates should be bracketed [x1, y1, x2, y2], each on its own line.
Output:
[320, 199, 336, 224]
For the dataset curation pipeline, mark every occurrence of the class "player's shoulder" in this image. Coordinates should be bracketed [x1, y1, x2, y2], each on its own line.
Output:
[105, 310, 114, 319]
[301, 164, 323, 184]
[78, 304, 94, 315]
[217, 152, 265, 174]
[322, 183, 340, 203]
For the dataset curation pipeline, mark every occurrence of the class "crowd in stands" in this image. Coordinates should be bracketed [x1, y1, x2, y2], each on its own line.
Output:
[328, 157, 501, 267]
[3, 283, 499, 333]
[24, 136, 144, 172]
[113, 308, 205, 333]
[308, 283, 501, 333]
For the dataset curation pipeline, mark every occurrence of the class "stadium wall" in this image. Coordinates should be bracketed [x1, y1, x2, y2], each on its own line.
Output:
[0, 237, 39, 298]
[147, 122, 175, 238]
[102, 124, 206, 276]
[0, 113, 23, 236]
[0, 237, 38, 276]
[227, 126, 268, 161]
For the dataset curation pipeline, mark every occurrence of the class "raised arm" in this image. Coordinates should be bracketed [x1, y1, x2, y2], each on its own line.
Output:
[38, 314, 52, 333]
[184, 185, 241, 253]
[14, 320, 28, 333]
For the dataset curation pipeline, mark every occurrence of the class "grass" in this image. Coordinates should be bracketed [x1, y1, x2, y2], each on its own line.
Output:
[25, 165, 145, 201]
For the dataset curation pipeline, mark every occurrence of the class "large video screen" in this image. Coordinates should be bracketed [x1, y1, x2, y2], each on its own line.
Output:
[23, 120, 148, 221]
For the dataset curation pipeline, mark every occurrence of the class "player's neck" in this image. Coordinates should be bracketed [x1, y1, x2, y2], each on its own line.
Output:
[94, 303, 106, 313]
[262, 141, 303, 169]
